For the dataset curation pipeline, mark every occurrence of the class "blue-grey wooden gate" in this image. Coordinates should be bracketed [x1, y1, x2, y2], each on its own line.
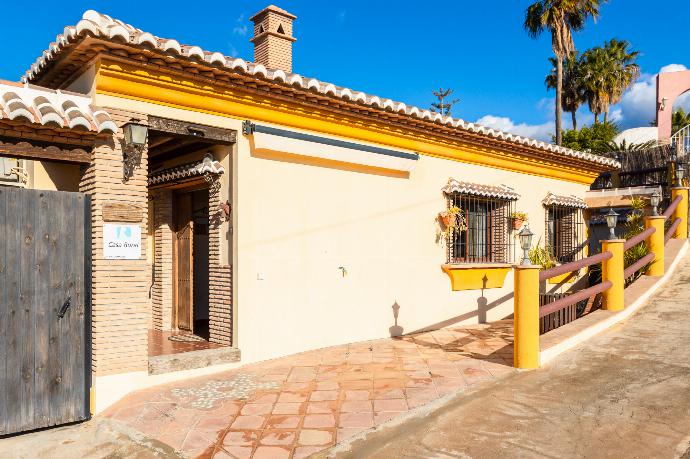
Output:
[0, 187, 91, 436]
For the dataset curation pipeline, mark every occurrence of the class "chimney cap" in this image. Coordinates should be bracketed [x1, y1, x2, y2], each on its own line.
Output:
[250, 4, 297, 21]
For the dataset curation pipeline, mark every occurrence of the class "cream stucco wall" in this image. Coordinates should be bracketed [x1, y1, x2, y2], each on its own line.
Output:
[29, 160, 81, 192]
[95, 94, 588, 365]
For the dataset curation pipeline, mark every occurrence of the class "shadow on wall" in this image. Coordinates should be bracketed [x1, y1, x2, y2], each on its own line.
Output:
[388, 290, 515, 338]
[389, 302, 404, 337]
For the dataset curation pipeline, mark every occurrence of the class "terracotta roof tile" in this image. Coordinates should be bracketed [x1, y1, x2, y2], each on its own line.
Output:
[542, 192, 587, 209]
[442, 178, 520, 200]
[22, 10, 619, 169]
[0, 80, 116, 134]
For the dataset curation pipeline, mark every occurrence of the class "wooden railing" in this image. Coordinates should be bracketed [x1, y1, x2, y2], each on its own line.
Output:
[513, 188, 689, 369]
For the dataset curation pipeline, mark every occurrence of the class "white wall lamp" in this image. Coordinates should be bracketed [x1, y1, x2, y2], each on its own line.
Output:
[122, 121, 148, 182]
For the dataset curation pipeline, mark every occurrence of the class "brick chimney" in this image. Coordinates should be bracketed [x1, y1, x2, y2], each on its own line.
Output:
[250, 5, 297, 73]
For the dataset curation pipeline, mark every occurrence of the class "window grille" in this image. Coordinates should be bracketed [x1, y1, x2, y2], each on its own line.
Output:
[545, 205, 585, 263]
[447, 194, 515, 263]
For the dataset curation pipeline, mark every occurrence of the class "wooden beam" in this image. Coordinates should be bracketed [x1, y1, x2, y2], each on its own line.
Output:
[148, 116, 237, 144]
[0, 139, 90, 164]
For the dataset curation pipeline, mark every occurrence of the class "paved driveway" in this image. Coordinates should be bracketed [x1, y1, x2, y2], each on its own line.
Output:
[330, 255, 690, 459]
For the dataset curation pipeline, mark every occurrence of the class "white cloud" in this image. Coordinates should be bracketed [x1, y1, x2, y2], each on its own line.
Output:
[232, 14, 247, 36]
[233, 25, 248, 36]
[616, 63, 690, 129]
[475, 115, 554, 142]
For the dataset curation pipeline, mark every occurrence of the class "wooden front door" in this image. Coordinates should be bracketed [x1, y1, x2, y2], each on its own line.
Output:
[174, 193, 194, 332]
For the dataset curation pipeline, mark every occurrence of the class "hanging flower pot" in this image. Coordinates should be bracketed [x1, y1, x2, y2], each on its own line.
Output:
[438, 212, 455, 229]
[510, 211, 528, 230]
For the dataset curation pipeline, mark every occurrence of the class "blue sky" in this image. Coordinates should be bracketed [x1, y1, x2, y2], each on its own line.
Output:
[2, 0, 689, 141]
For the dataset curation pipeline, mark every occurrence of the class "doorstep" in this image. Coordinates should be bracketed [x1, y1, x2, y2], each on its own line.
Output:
[148, 347, 242, 375]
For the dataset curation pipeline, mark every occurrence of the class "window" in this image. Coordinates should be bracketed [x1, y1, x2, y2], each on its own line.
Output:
[447, 193, 515, 263]
[545, 205, 585, 263]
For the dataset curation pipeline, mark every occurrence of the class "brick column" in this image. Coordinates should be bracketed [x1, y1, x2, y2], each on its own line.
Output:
[208, 178, 232, 345]
[80, 109, 150, 376]
[151, 189, 173, 331]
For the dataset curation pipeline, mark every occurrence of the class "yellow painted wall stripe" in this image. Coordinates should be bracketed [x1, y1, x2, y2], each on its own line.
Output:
[96, 61, 599, 185]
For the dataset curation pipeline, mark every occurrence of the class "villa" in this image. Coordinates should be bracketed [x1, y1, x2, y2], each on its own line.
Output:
[0, 5, 620, 432]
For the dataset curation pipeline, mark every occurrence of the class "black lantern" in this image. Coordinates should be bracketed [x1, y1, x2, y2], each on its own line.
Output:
[605, 208, 619, 240]
[518, 225, 534, 266]
[650, 190, 661, 216]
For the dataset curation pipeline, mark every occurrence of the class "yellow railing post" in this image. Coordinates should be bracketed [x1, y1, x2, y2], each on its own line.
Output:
[513, 265, 541, 369]
[645, 216, 666, 276]
[601, 240, 625, 311]
[671, 187, 689, 239]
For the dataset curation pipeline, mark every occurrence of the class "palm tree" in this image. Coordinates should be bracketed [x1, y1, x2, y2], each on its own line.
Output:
[580, 40, 639, 123]
[603, 39, 640, 122]
[546, 54, 585, 130]
[580, 46, 611, 123]
[525, 0, 605, 145]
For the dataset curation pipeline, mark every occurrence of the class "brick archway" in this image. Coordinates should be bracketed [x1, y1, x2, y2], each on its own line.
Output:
[657, 70, 690, 140]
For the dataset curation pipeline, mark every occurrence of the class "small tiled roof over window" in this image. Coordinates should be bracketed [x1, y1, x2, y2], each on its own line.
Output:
[542, 192, 587, 209]
[442, 178, 520, 200]
[0, 80, 116, 133]
[20, 10, 619, 170]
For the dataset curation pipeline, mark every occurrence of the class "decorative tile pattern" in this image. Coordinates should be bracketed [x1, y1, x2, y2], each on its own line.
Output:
[105, 320, 517, 458]
[171, 374, 280, 409]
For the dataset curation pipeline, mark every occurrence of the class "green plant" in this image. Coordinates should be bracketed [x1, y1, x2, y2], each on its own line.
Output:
[559, 121, 620, 153]
[524, 0, 605, 144]
[439, 206, 468, 236]
[622, 196, 650, 285]
[528, 238, 558, 270]
[510, 211, 528, 220]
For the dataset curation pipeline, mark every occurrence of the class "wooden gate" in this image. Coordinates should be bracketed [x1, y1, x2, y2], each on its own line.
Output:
[0, 187, 91, 436]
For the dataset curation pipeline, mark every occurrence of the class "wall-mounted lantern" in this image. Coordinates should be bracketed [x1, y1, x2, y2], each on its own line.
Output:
[122, 122, 148, 182]
[518, 225, 534, 266]
[605, 208, 619, 240]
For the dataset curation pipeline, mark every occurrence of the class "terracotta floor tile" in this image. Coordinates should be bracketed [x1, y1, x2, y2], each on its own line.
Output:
[303, 414, 336, 428]
[259, 430, 296, 446]
[230, 415, 266, 430]
[220, 445, 253, 459]
[250, 393, 279, 404]
[373, 398, 408, 412]
[277, 392, 308, 403]
[338, 412, 374, 428]
[307, 401, 337, 414]
[315, 381, 339, 391]
[222, 429, 260, 447]
[340, 400, 373, 413]
[373, 388, 405, 399]
[343, 390, 370, 400]
[293, 446, 328, 459]
[298, 429, 334, 446]
[309, 390, 338, 401]
[265, 415, 302, 429]
[240, 403, 274, 416]
[252, 446, 291, 459]
[272, 403, 304, 415]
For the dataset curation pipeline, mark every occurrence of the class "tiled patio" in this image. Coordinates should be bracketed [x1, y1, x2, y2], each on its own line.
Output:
[104, 320, 516, 458]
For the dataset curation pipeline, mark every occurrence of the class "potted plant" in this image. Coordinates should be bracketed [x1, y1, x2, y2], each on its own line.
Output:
[510, 211, 528, 230]
[438, 206, 468, 235]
